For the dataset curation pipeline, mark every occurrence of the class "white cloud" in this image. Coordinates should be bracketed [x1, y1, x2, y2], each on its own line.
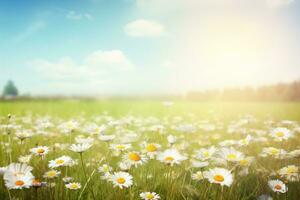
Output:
[13, 20, 46, 43]
[30, 50, 134, 82]
[266, 0, 294, 8]
[124, 19, 165, 37]
[30, 57, 87, 81]
[29, 50, 135, 95]
[85, 50, 133, 70]
[66, 11, 93, 20]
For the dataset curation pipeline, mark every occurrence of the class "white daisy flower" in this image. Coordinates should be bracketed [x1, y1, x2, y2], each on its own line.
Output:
[69, 143, 92, 153]
[238, 157, 255, 167]
[204, 167, 233, 187]
[99, 134, 115, 142]
[48, 156, 74, 168]
[261, 147, 286, 158]
[270, 127, 293, 141]
[219, 147, 244, 162]
[119, 161, 132, 171]
[123, 151, 148, 167]
[43, 170, 61, 179]
[4, 163, 34, 189]
[143, 143, 161, 159]
[268, 179, 287, 193]
[195, 146, 216, 161]
[63, 177, 73, 183]
[4, 173, 34, 190]
[32, 179, 45, 188]
[18, 154, 32, 164]
[278, 165, 299, 181]
[85, 124, 106, 135]
[110, 171, 133, 189]
[30, 146, 49, 157]
[59, 120, 79, 134]
[15, 130, 33, 141]
[65, 182, 81, 190]
[140, 191, 160, 200]
[157, 149, 187, 166]
[110, 144, 131, 153]
[288, 149, 300, 158]
[192, 171, 204, 181]
[98, 164, 113, 173]
[167, 135, 177, 145]
[238, 135, 252, 146]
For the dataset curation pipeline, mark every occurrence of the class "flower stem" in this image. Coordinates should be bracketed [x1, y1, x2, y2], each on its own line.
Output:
[80, 153, 96, 200]
[78, 169, 96, 200]
[6, 188, 12, 200]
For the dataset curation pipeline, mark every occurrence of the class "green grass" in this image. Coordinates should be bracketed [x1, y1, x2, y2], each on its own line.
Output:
[0, 100, 300, 200]
[2, 100, 300, 118]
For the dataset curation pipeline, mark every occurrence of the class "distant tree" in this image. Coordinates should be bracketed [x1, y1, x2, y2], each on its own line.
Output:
[3, 80, 18, 97]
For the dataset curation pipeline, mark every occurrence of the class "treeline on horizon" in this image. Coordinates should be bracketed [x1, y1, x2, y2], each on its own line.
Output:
[187, 80, 300, 101]
[2, 80, 300, 102]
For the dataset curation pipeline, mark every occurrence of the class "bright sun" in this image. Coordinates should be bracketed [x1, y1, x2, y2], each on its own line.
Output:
[167, 15, 293, 93]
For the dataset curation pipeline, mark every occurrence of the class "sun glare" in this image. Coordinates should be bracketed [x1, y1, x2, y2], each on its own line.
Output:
[167, 15, 293, 93]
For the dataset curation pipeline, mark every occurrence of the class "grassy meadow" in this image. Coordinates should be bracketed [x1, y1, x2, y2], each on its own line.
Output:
[0, 100, 300, 200]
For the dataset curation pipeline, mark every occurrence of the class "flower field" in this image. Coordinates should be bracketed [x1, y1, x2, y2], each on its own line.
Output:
[0, 100, 300, 200]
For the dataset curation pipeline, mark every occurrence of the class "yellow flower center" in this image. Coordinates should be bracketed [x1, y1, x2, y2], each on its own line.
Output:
[56, 159, 65, 164]
[37, 149, 45, 154]
[32, 179, 40, 185]
[270, 148, 279, 155]
[103, 166, 110, 172]
[15, 180, 25, 186]
[70, 183, 79, 189]
[129, 152, 141, 161]
[227, 153, 237, 160]
[203, 151, 210, 157]
[47, 171, 57, 177]
[240, 159, 248, 166]
[146, 144, 157, 152]
[213, 175, 224, 182]
[276, 132, 284, 137]
[274, 184, 282, 190]
[117, 145, 125, 150]
[164, 156, 174, 162]
[146, 193, 155, 199]
[287, 167, 297, 174]
[117, 177, 126, 184]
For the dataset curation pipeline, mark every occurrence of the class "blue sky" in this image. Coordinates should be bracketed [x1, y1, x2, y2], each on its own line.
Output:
[1, 0, 300, 96]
